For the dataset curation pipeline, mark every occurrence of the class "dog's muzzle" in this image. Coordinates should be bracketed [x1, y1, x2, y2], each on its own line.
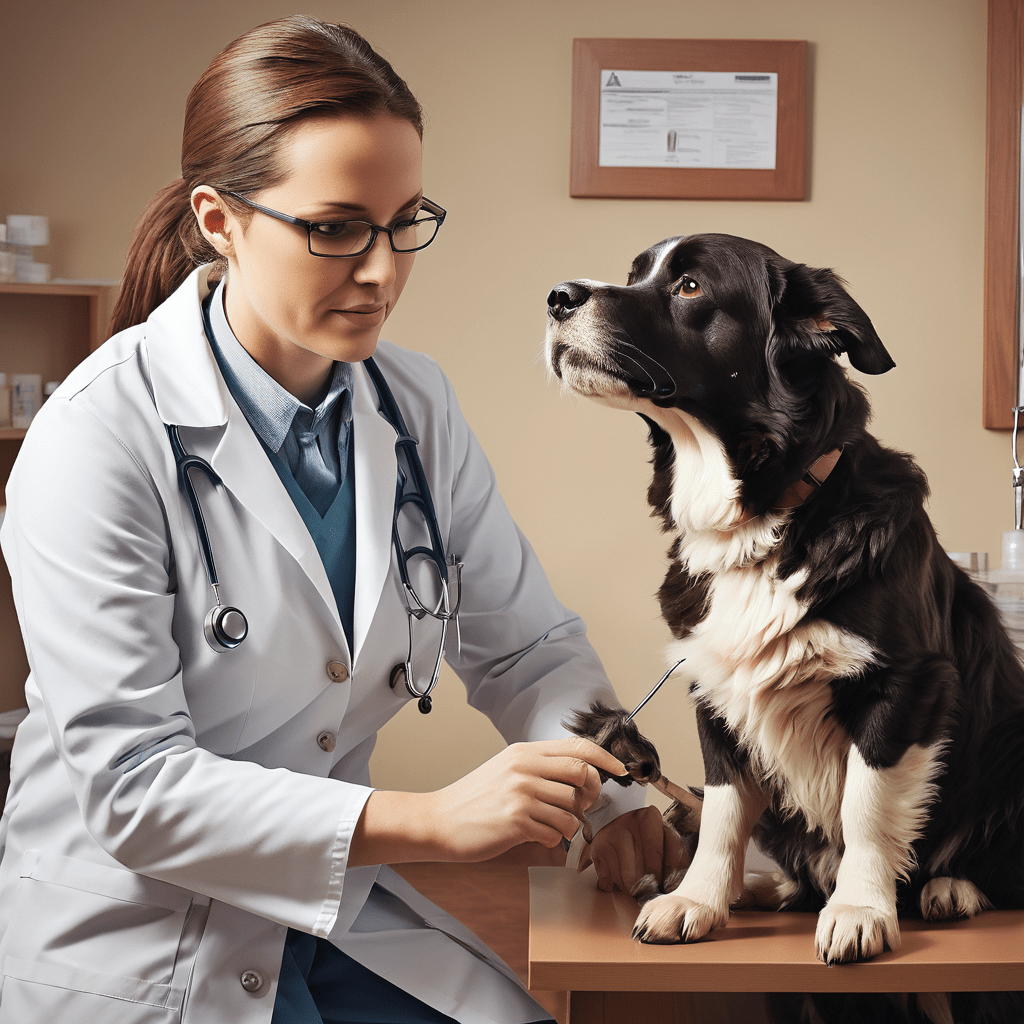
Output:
[546, 281, 591, 322]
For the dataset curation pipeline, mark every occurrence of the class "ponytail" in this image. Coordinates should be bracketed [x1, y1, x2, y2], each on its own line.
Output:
[108, 178, 221, 337]
[108, 17, 423, 338]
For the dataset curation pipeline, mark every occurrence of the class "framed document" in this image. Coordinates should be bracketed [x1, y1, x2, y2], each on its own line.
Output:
[570, 38, 807, 200]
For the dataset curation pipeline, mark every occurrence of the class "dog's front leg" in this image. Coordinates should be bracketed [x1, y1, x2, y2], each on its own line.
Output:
[634, 702, 766, 944]
[815, 742, 940, 964]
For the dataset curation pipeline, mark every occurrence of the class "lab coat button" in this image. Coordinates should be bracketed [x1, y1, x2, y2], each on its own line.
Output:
[327, 661, 349, 683]
[317, 730, 337, 752]
[240, 970, 264, 992]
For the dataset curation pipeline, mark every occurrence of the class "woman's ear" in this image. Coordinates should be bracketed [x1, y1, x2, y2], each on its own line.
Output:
[190, 186, 234, 258]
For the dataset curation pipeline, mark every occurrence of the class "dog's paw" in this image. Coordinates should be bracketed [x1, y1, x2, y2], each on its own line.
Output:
[632, 892, 726, 944]
[920, 877, 991, 921]
[814, 902, 899, 964]
[734, 870, 798, 910]
[563, 701, 661, 785]
[630, 872, 662, 905]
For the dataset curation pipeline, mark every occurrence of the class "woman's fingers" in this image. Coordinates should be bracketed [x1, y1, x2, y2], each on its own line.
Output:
[562, 735, 627, 779]
[585, 806, 677, 893]
[529, 736, 626, 811]
[635, 804, 667, 877]
[592, 843, 621, 892]
[414, 738, 627, 863]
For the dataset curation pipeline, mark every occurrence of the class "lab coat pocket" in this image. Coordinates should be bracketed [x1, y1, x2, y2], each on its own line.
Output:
[0, 851, 209, 1019]
[0, 956, 181, 1022]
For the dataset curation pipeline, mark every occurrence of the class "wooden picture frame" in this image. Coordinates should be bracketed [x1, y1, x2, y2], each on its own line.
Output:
[570, 38, 808, 201]
[983, 0, 1023, 430]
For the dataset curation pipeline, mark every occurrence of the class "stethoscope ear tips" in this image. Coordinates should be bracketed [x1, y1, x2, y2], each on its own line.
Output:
[204, 605, 248, 652]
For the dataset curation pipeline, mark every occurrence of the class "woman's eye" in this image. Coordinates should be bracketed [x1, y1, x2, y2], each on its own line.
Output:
[391, 216, 418, 235]
[312, 221, 356, 238]
[678, 276, 702, 297]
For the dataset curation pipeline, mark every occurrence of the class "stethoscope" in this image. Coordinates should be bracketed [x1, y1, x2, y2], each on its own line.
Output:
[165, 356, 461, 714]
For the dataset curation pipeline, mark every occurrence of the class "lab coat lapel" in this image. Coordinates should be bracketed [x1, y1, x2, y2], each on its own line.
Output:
[145, 266, 347, 645]
[209, 408, 346, 641]
[352, 360, 398, 663]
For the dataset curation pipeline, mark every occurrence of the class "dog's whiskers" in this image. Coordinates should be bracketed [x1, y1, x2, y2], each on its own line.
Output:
[610, 335, 677, 398]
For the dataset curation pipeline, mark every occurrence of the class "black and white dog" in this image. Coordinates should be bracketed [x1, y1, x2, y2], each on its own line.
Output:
[546, 233, 1024, 968]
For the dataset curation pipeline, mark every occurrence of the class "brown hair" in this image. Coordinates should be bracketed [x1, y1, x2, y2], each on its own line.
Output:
[109, 16, 423, 336]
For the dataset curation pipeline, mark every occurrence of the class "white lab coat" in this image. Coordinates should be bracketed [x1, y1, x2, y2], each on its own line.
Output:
[0, 266, 640, 1022]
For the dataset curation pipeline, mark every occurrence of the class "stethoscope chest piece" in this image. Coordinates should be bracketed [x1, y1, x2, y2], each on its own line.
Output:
[205, 603, 248, 652]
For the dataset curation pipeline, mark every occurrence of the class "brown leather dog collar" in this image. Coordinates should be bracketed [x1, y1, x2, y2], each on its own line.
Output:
[774, 447, 843, 510]
[722, 447, 843, 532]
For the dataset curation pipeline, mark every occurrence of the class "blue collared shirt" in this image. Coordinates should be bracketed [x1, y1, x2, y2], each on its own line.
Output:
[204, 277, 353, 516]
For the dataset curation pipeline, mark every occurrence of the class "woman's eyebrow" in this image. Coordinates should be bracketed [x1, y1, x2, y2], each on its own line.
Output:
[316, 192, 424, 215]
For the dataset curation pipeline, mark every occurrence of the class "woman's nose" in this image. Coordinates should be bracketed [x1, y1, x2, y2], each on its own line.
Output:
[353, 230, 398, 285]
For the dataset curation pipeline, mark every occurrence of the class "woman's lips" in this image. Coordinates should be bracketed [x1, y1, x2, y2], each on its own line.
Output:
[332, 304, 387, 327]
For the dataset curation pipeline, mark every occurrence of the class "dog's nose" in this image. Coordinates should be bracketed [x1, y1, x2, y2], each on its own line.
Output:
[547, 281, 592, 322]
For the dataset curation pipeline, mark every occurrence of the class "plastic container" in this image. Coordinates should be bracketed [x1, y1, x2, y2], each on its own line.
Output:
[0, 226, 16, 283]
[11, 373, 41, 429]
[6, 215, 49, 247]
[14, 260, 50, 284]
[970, 532, 1024, 654]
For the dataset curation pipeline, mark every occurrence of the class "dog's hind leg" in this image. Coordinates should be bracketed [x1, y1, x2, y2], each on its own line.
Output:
[735, 869, 800, 910]
[919, 876, 992, 920]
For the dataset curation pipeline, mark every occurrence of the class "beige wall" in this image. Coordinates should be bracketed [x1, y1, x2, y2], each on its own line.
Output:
[0, 0, 997, 792]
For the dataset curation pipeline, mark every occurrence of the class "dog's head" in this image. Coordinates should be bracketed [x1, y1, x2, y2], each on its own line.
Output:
[545, 233, 894, 526]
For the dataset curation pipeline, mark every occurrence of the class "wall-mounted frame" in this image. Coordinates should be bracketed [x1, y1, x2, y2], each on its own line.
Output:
[983, 0, 1023, 429]
[570, 38, 807, 201]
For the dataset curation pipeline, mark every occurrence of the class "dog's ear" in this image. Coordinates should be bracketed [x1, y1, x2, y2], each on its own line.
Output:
[768, 261, 895, 375]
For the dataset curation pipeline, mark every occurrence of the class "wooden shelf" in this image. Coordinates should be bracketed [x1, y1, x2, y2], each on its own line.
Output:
[0, 430, 27, 442]
[0, 280, 118, 295]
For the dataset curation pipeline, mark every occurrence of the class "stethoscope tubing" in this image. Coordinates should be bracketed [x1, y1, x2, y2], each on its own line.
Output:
[166, 423, 248, 651]
[165, 358, 456, 696]
[363, 357, 450, 587]
[166, 424, 223, 589]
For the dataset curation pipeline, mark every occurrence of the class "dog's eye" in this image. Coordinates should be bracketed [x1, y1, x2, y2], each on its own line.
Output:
[677, 277, 702, 298]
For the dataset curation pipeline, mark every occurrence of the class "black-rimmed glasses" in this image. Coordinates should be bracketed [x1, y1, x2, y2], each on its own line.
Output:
[217, 190, 446, 258]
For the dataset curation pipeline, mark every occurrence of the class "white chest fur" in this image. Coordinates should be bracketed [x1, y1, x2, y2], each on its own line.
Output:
[668, 548, 875, 838]
[649, 406, 876, 839]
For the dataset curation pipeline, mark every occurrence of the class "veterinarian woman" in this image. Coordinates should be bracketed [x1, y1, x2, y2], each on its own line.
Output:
[0, 16, 683, 1024]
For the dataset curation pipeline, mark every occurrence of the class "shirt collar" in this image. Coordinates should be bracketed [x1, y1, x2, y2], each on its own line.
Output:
[206, 277, 353, 454]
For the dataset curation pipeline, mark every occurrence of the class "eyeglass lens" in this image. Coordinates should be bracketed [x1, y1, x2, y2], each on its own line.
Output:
[309, 214, 441, 256]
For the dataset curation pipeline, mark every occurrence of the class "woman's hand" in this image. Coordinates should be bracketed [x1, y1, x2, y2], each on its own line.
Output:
[351, 737, 625, 866]
[577, 805, 689, 894]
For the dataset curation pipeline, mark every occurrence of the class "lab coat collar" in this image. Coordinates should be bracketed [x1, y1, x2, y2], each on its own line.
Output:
[146, 265, 229, 428]
[145, 265, 398, 664]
